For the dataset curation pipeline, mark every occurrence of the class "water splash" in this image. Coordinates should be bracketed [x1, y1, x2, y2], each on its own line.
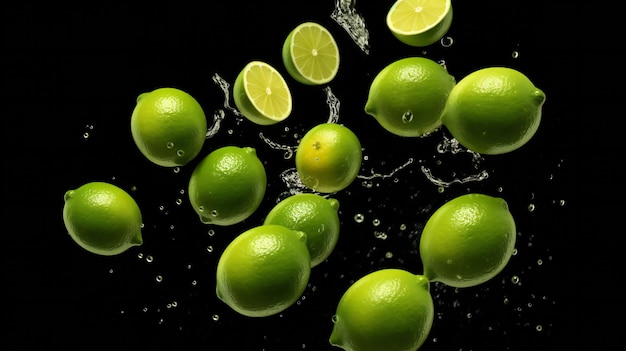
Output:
[421, 166, 490, 188]
[331, 0, 370, 54]
[259, 132, 297, 159]
[277, 168, 311, 201]
[212, 73, 243, 117]
[206, 109, 226, 138]
[324, 86, 341, 123]
[437, 134, 483, 166]
[358, 158, 414, 180]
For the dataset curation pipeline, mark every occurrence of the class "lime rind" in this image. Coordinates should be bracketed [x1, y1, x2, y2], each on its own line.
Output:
[282, 22, 340, 85]
[233, 61, 292, 125]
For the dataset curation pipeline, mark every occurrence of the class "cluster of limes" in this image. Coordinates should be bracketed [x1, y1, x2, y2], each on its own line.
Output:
[61, 1, 546, 350]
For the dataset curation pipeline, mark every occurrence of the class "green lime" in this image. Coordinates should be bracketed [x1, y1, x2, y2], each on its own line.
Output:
[282, 22, 340, 85]
[441, 67, 546, 155]
[216, 224, 311, 317]
[188, 146, 267, 226]
[62, 182, 143, 256]
[233, 61, 293, 125]
[419, 193, 517, 288]
[330, 269, 434, 351]
[295, 123, 362, 193]
[387, 0, 453, 47]
[264, 193, 340, 267]
[365, 57, 456, 137]
[131, 87, 207, 167]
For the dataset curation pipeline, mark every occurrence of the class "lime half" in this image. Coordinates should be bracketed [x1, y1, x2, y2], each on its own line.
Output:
[387, 0, 453, 47]
[233, 61, 292, 125]
[282, 22, 340, 85]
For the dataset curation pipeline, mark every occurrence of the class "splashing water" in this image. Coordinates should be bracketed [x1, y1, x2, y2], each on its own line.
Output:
[331, 0, 370, 54]
[358, 158, 414, 180]
[437, 134, 483, 165]
[206, 109, 226, 139]
[212, 73, 243, 117]
[259, 132, 298, 159]
[277, 168, 312, 201]
[324, 87, 340, 124]
[421, 166, 490, 188]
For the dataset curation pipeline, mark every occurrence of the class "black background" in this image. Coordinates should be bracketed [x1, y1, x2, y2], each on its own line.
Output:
[3, 1, 622, 350]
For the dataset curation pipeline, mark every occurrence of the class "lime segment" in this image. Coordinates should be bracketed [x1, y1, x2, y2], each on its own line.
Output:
[387, 0, 453, 47]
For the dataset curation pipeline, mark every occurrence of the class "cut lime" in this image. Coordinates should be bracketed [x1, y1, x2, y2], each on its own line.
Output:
[282, 22, 340, 85]
[233, 61, 292, 125]
[387, 0, 453, 47]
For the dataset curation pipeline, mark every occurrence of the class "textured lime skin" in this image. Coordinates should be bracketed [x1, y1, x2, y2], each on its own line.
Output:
[442, 67, 546, 155]
[130, 87, 207, 167]
[216, 225, 311, 317]
[264, 193, 340, 267]
[63, 182, 143, 256]
[419, 193, 517, 287]
[365, 57, 456, 137]
[330, 269, 434, 351]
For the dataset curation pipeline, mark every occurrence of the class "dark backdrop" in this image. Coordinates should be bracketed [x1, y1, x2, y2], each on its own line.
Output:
[3, 1, 622, 350]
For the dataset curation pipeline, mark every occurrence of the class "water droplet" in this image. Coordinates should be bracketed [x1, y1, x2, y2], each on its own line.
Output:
[331, 315, 339, 323]
[354, 213, 365, 223]
[146, 255, 154, 263]
[83, 132, 90, 139]
[108, 268, 114, 274]
[535, 325, 543, 332]
[372, 218, 381, 226]
[211, 209, 219, 217]
[512, 50, 520, 59]
[191, 280, 197, 286]
[511, 275, 520, 284]
[399, 224, 407, 231]
[198, 206, 205, 213]
[166, 142, 174, 149]
[137, 253, 144, 259]
[176, 150, 185, 157]
[207, 246, 214, 253]
[559, 199, 566, 207]
[212, 314, 220, 321]
[173, 167, 181, 174]
[155, 275, 163, 283]
[527, 204, 536, 212]
[208, 229, 215, 236]
[142, 307, 148, 313]
[402, 111, 413, 123]
[440, 36, 454, 47]
[374, 231, 387, 240]
[385, 251, 393, 258]
[175, 198, 183, 205]
[437, 186, 445, 193]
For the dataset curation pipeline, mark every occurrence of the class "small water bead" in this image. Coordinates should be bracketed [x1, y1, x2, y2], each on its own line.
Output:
[399, 223, 407, 231]
[191, 280, 198, 286]
[374, 231, 387, 240]
[437, 186, 445, 193]
[208, 229, 215, 236]
[83, 132, 90, 139]
[536, 325, 543, 332]
[512, 50, 520, 59]
[207, 245, 214, 253]
[354, 213, 365, 223]
[137, 253, 144, 259]
[173, 167, 181, 174]
[527, 203, 536, 212]
[212, 314, 220, 321]
[166, 142, 175, 149]
[331, 315, 339, 323]
[440, 36, 454, 47]
[175, 198, 183, 205]
[559, 199, 566, 207]
[372, 218, 381, 226]
[142, 307, 148, 313]
[211, 209, 219, 217]
[155, 275, 163, 283]
[537, 259, 543, 266]
[402, 111, 414, 123]
[146, 255, 154, 263]
[511, 275, 520, 285]
[108, 268, 114, 274]
[385, 251, 393, 258]
[176, 150, 185, 157]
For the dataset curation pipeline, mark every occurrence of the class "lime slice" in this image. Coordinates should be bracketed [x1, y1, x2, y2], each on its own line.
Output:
[386, 0, 453, 47]
[233, 61, 292, 125]
[282, 22, 340, 85]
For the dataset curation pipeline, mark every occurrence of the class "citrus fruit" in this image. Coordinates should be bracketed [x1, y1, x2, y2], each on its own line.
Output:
[329, 269, 434, 351]
[441, 67, 546, 155]
[62, 182, 143, 256]
[387, 0, 453, 47]
[216, 224, 311, 317]
[233, 61, 292, 125]
[365, 57, 456, 137]
[263, 193, 340, 267]
[188, 146, 267, 226]
[419, 193, 517, 288]
[282, 21, 340, 85]
[130, 87, 207, 167]
[295, 123, 362, 193]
